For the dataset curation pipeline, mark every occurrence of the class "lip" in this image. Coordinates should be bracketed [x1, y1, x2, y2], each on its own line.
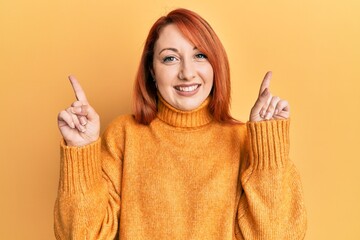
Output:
[174, 83, 201, 96]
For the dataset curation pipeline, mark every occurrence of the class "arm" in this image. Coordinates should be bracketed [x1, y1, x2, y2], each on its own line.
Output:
[55, 76, 122, 239]
[236, 119, 307, 239]
[54, 123, 122, 239]
[235, 72, 306, 239]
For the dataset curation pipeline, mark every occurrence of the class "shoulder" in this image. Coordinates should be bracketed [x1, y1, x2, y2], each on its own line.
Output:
[108, 114, 137, 128]
[219, 121, 247, 136]
[101, 115, 141, 154]
[211, 121, 248, 146]
[103, 114, 136, 138]
[104, 114, 153, 137]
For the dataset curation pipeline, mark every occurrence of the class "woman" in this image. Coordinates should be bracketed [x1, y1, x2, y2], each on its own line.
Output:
[55, 8, 307, 239]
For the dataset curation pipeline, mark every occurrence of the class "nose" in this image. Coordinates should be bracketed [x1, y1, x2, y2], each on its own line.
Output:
[178, 59, 196, 81]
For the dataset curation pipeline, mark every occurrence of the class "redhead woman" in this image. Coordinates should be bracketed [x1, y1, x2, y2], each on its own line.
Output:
[55, 8, 307, 240]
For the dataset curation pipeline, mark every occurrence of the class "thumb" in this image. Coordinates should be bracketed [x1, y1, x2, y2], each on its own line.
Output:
[251, 88, 270, 114]
[71, 104, 99, 122]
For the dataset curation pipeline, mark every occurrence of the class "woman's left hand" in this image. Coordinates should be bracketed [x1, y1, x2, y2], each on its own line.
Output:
[249, 71, 290, 122]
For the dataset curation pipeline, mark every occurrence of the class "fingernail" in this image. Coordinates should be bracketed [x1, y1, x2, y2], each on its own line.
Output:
[263, 110, 268, 118]
[78, 125, 86, 132]
[260, 109, 265, 117]
[80, 118, 87, 126]
[70, 122, 75, 128]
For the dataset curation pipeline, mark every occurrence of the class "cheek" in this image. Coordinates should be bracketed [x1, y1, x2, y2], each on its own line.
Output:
[200, 65, 214, 84]
[153, 66, 176, 94]
[153, 64, 177, 82]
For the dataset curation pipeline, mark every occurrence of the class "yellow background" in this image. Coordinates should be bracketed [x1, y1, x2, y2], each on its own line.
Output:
[1, 0, 359, 239]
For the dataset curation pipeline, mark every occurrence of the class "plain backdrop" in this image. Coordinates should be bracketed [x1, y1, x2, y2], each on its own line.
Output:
[0, 0, 359, 239]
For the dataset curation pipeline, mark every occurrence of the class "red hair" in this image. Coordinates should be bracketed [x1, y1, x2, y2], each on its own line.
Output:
[133, 8, 237, 125]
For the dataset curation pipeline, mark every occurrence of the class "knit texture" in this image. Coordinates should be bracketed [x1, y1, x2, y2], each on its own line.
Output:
[54, 96, 307, 240]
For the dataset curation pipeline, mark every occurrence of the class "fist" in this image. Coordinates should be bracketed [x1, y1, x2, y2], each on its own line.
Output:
[250, 71, 290, 122]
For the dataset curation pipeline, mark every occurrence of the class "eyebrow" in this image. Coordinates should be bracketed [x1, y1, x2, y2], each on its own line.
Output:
[158, 47, 198, 55]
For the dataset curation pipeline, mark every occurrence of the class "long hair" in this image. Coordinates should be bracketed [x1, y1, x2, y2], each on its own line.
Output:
[133, 8, 236, 125]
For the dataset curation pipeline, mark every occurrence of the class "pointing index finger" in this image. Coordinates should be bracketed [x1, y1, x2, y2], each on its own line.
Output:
[68, 75, 88, 103]
[258, 71, 272, 96]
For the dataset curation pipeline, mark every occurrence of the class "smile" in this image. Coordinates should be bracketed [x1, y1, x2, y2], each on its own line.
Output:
[174, 84, 201, 92]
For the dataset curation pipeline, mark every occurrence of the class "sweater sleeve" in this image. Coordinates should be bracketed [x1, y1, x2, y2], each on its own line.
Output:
[236, 119, 307, 240]
[54, 122, 123, 239]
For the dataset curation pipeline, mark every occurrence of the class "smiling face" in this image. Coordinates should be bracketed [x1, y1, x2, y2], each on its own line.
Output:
[152, 24, 214, 111]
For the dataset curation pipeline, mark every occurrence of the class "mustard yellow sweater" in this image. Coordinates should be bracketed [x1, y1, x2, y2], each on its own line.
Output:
[54, 96, 307, 239]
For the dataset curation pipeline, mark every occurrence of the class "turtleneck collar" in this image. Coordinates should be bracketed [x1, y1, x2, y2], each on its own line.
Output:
[156, 94, 213, 128]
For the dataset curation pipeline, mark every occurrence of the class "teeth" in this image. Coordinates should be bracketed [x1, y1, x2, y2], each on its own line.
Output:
[176, 85, 199, 92]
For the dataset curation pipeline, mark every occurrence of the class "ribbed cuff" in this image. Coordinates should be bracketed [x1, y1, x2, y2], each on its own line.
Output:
[58, 138, 102, 194]
[246, 119, 290, 170]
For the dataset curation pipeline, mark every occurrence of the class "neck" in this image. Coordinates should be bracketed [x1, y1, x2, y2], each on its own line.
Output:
[156, 94, 213, 128]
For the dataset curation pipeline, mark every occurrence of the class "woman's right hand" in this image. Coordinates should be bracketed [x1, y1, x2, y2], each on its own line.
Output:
[57, 76, 100, 146]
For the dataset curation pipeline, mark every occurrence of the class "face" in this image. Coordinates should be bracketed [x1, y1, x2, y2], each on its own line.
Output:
[152, 24, 214, 111]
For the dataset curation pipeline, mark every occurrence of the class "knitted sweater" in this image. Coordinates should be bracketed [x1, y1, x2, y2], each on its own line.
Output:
[54, 96, 307, 240]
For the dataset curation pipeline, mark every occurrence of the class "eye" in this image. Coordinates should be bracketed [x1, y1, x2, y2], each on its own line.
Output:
[162, 56, 178, 63]
[195, 53, 208, 59]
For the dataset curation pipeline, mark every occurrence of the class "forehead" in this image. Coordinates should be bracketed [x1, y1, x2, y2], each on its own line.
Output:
[154, 24, 195, 51]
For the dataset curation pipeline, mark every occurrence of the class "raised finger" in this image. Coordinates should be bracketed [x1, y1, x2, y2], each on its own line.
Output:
[69, 75, 88, 103]
[258, 71, 272, 97]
